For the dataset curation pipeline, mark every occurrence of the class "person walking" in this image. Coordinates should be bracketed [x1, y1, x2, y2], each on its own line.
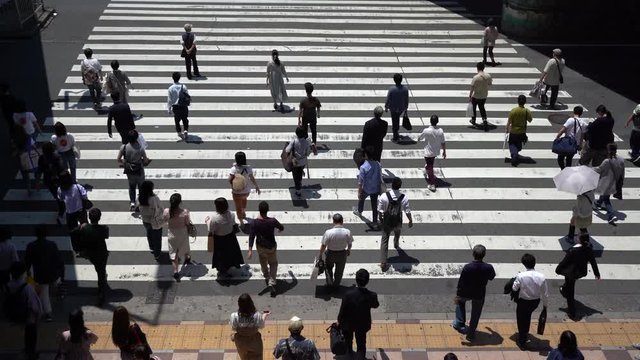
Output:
[80, 48, 103, 108]
[273, 316, 320, 360]
[285, 127, 311, 197]
[547, 331, 585, 360]
[580, 105, 615, 167]
[117, 130, 150, 212]
[512, 253, 549, 349]
[337, 268, 379, 360]
[167, 72, 190, 139]
[378, 177, 413, 270]
[385, 73, 409, 143]
[266, 49, 289, 112]
[111, 306, 152, 360]
[624, 104, 640, 162]
[452, 244, 496, 341]
[51, 121, 77, 181]
[24, 225, 64, 322]
[57, 171, 89, 232]
[539, 48, 565, 109]
[138, 181, 164, 261]
[556, 234, 600, 320]
[181, 24, 200, 80]
[469, 62, 492, 130]
[318, 213, 353, 289]
[13, 99, 41, 142]
[108, 92, 136, 145]
[57, 308, 99, 360]
[298, 82, 321, 154]
[506, 95, 533, 167]
[7, 262, 42, 360]
[163, 193, 193, 282]
[354, 146, 382, 228]
[248, 201, 284, 297]
[562, 190, 595, 244]
[16, 128, 37, 196]
[417, 114, 446, 191]
[361, 106, 388, 162]
[103, 60, 133, 103]
[0, 226, 19, 292]
[482, 18, 501, 66]
[35, 142, 67, 224]
[593, 143, 625, 224]
[230, 293, 269, 360]
[554, 106, 588, 169]
[207, 197, 244, 277]
[229, 151, 261, 221]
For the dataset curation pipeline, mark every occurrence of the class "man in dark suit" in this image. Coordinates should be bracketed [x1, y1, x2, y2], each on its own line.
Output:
[107, 92, 135, 144]
[556, 234, 600, 319]
[361, 106, 388, 162]
[338, 268, 379, 360]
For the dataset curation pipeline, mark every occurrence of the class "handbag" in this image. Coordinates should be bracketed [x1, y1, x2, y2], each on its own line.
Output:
[281, 140, 295, 172]
[552, 118, 580, 155]
[187, 221, 197, 238]
[327, 323, 347, 355]
[130, 323, 153, 355]
[537, 307, 547, 335]
[529, 80, 542, 98]
[402, 111, 412, 130]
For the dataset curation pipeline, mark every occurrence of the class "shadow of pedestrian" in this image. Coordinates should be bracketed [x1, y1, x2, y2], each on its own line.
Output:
[557, 236, 604, 257]
[387, 249, 419, 273]
[215, 264, 251, 287]
[314, 284, 351, 301]
[184, 134, 203, 144]
[461, 326, 504, 346]
[180, 260, 209, 280]
[509, 333, 552, 353]
[559, 301, 603, 320]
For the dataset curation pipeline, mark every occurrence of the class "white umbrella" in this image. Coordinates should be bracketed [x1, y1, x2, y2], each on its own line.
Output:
[553, 165, 600, 195]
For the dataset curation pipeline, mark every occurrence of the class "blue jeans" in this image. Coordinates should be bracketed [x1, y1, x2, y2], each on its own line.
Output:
[597, 194, 614, 220]
[454, 297, 485, 337]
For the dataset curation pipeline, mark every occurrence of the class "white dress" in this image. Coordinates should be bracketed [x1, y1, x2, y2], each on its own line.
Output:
[266, 60, 288, 103]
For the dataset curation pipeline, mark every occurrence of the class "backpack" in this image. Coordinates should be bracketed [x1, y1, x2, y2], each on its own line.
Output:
[4, 283, 29, 323]
[177, 85, 191, 106]
[382, 192, 404, 229]
[82, 61, 99, 85]
[232, 167, 247, 192]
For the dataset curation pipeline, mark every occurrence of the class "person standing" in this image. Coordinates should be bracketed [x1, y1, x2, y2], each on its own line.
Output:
[16, 128, 37, 195]
[167, 72, 190, 139]
[624, 104, 640, 162]
[0, 226, 18, 292]
[547, 331, 585, 360]
[361, 106, 388, 162]
[593, 143, 625, 224]
[385, 73, 409, 143]
[562, 190, 595, 244]
[298, 82, 321, 154]
[57, 171, 89, 232]
[512, 253, 549, 349]
[555, 106, 588, 169]
[482, 18, 501, 66]
[273, 316, 320, 360]
[181, 24, 200, 80]
[104, 60, 133, 103]
[35, 142, 67, 224]
[138, 181, 164, 261]
[506, 95, 533, 167]
[556, 234, 600, 319]
[318, 213, 353, 288]
[80, 48, 103, 108]
[163, 193, 193, 282]
[57, 309, 99, 360]
[13, 99, 41, 142]
[539, 48, 565, 109]
[107, 92, 136, 145]
[7, 262, 42, 360]
[337, 268, 379, 360]
[266, 49, 289, 112]
[230, 293, 269, 360]
[378, 177, 413, 270]
[580, 105, 615, 167]
[207, 197, 245, 277]
[117, 130, 150, 212]
[229, 151, 261, 221]
[417, 114, 446, 192]
[111, 306, 152, 360]
[354, 146, 382, 228]
[248, 201, 284, 297]
[51, 121, 77, 181]
[469, 62, 492, 129]
[285, 127, 311, 197]
[452, 244, 496, 341]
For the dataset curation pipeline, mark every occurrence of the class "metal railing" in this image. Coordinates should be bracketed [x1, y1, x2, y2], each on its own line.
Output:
[0, 0, 45, 33]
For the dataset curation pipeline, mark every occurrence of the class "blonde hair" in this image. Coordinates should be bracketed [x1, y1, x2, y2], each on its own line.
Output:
[288, 316, 303, 334]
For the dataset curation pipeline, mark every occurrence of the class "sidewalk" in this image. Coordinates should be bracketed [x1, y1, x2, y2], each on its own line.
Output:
[1, 319, 639, 360]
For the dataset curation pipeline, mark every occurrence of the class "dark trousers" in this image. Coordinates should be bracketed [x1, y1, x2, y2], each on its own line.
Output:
[25, 322, 37, 359]
[454, 297, 485, 337]
[89, 253, 109, 295]
[172, 105, 189, 133]
[66, 210, 87, 232]
[483, 46, 494, 62]
[86, 83, 102, 104]
[390, 111, 402, 140]
[357, 193, 379, 223]
[45, 182, 64, 216]
[302, 121, 317, 144]
[185, 54, 199, 77]
[516, 298, 540, 343]
[508, 133, 525, 160]
[557, 154, 575, 169]
[579, 147, 607, 167]
[292, 166, 304, 190]
[344, 328, 367, 359]
[143, 222, 162, 257]
[118, 132, 128, 145]
[562, 277, 577, 317]
[324, 250, 347, 286]
[471, 97, 487, 121]
[543, 84, 559, 107]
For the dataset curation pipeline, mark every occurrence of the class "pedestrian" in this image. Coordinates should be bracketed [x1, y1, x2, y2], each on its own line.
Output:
[354, 146, 382, 228]
[562, 190, 594, 244]
[361, 106, 388, 162]
[104, 60, 133, 103]
[248, 201, 284, 296]
[167, 72, 190, 140]
[385, 73, 409, 143]
[181, 24, 200, 80]
[163, 193, 193, 282]
[539, 48, 565, 109]
[13, 99, 41, 142]
[108, 92, 136, 145]
[469, 61, 492, 130]
[482, 18, 500, 66]
[16, 127, 37, 196]
[230, 293, 269, 360]
[24, 224, 64, 322]
[337, 268, 379, 360]
[51, 121, 77, 181]
[506, 95, 533, 167]
[117, 130, 150, 212]
[80, 48, 103, 108]
[318, 213, 353, 288]
[56, 308, 99, 360]
[0, 226, 19, 292]
[580, 105, 615, 167]
[57, 171, 89, 232]
[229, 151, 261, 221]
[593, 143, 625, 224]
[111, 306, 152, 360]
[624, 104, 640, 162]
[547, 331, 584, 360]
[417, 114, 446, 191]
[266, 49, 289, 112]
[273, 316, 320, 360]
[207, 197, 244, 277]
[7, 262, 42, 360]
[138, 181, 164, 261]
[70, 208, 110, 305]
[452, 244, 496, 341]
[512, 253, 549, 349]
[378, 177, 413, 270]
[285, 126, 311, 197]
[556, 234, 600, 320]
[554, 106, 588, 169]
[298, 82, 321, 154]
[35, 142, 67, 224]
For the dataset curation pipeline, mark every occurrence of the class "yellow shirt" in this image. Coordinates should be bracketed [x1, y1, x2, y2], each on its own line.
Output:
[508, 106, 532, 134]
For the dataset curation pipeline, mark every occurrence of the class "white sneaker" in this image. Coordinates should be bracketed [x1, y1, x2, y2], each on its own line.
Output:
[130, 202, 136, 211]
[183, 130, 188, 139]
[428, 184, 436, 192]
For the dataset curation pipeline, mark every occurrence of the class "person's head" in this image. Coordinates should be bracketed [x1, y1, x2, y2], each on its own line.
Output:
[83, 48, 93, 59]
[521, 253, 536, 269]
[517, 95, 527, 107]
[304, 82, 314, 95]
[127, 129, 139, 144]
[363, 145, 375, 159]
[272, 49, 280, 65]
[258, 201, 269, 215]
[89, 208, 102, 224]
[332, 213, 344, 225]
[237, 293, 256, 316]
[68, 308, 86, 343]
[557, 330, 578, 356]
[487, 18, 496, 27]
[59, 171, 73, 190]
[444, 353, 458, 360]
[133, 346, 151, 360]
[214, 197, 229, 214]
[373, 105, 384, 118]
[15, 99, 27, 113]
[169, 193, 182, 218]
[54, 122, 68, 137]
[393, 73, 403, 85]
[607, 142, 617, 158]
[552, 48, 562, 59]
[472, 244, 486, 261]
[355, 268, 370, 287]
[634, 104, 640, 116]
[111, 92, 121, 102]
[10, 261, 27, 281]
[42, 141, 55, 156]
[172, 71, 181, 83]
[595, 104, 612, 120]
[391, 177, 402, 190]
[295, 126, 307, 138]
[573, 106, 584, 117]
[35, 224, 47, 241]
[111, 306, 131, 347]
[111, 60, 120, 70]
[235, 151, 247, 167]
[430, 114, 439, 126]
[288, 316, 304, 335]
[138, 181, 155, 206]
[0, 225, 11, 242]
[184, 23, 192, 32]
[476, 61, 485, 72]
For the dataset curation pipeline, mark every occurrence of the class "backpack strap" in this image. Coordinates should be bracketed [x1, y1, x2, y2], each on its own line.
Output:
[386, 192, 392, 203]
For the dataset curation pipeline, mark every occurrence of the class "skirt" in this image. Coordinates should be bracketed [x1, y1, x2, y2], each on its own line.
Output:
[211, 232, 244, 272]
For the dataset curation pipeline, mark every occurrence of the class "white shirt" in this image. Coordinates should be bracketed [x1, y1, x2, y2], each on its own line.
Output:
[483, 26, 499, 46]
[13, 112, 38, 135]
[285, 136, 311, 167]
[543, 57, 565, 86]
[230, 312, 265, 331]
[322, 226, 353, 251]
[418, 126, 445, 157]
[562, 117, 587, 141]
[167, 83, 188, 111]
[51, 134, 75, 153]
[512, 268, 549, 307]
[229, 164, 254, 194]
[377, 189, 411, 214]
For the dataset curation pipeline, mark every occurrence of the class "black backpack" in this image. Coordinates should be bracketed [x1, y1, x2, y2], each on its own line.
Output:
[4, 283, 29, 323]
[177, 85, 191, 107]
[382, 192, 404, 229]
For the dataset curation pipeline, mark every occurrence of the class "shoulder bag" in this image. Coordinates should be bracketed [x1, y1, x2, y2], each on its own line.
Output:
[75, 184, 93, 210]
[554, 58, 564, 84]
[177, 84, 191, 107]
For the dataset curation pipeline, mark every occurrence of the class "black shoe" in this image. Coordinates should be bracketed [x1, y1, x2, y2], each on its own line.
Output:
[483, 121, 489, 132]
[279, 103, 284, 112]
[269, 285, 277, 297]
[194, 73, 201, 77]
[559, 286, 566, 298]
[184, 256, 192, 265]
[173, 272, 181, 282]
[511, 158, 519, 167]
[469, 119, 477, 126]
[273, 103, 278, 110]
[187, 75, 193, 80]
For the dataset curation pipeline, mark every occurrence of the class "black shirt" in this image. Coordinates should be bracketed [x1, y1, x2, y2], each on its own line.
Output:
[107, 101, 135, 135]
[299, 96, 321, 124]
[71, 223, 109, 256]
[456, 260, 496, 299]
[586, 116, 614, 150]
[361, 117, 388, 147]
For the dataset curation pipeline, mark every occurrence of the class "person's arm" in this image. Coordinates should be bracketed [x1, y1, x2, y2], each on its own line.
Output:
[337, 297, 347, 325]
[228, 168, 235, 185]
[539, 60, 551, 82]
[402, 196, 412, 227]
[167, 87, 173, 113]
[316, 100, 321, 118]
[588, 250, 601, 279]
[249, 173, 261, 195]
[123, 72, 132, 87]
[357, 166, 365, 200]
[248, 221, 256, 258]
[371, 292, 380, 309]
[384, 89, 391, 112]
[116, 145, 124, 164]
[555, 125, 567, 139]
[468, 78, 475, 100]
[541, 278, 549, 308]
[297, 106, 303, 125]
[318, 243, 326, 260]
[107, 109, 113, 137]
[31, 114, 41, 133]
[53, 243, 65, 281]
[266, 63, 271, 87]
[275, 219, 284, 232]
[441, 142, 447, 159]
[417, 129, 425, 142]
[512, 274, 521, 291]
[282, 63, 289, 82]
[346, 233, 353, 256]
[140, 148, 151, 165]
[405, 212, 413, 228]
[188, 34, 196, 52]
[506, 111, 513, 134]
[403, 87, 409, 112]
[625, 114, 634, 128]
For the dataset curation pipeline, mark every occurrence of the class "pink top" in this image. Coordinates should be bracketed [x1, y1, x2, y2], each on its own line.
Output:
[163, 208, 190, 230]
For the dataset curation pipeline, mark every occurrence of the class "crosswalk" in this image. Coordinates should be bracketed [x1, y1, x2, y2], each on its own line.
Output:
[5, 0, 639, 292]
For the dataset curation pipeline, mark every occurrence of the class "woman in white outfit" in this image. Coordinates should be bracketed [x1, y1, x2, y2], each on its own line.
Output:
[163, 193, 192, 281]
[266, 49, 289, 112]
[482, 18, 500, 66]
[594, 143, 625, 224]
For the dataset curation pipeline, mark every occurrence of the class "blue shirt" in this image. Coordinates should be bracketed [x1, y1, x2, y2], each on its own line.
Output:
[273, 335, 320, 360]
[385, 84, 409, 113]
[358, 160, 381, 195]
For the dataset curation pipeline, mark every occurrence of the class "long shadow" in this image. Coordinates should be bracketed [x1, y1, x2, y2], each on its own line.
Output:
[314, 284, 351, 302]
[559, 300, 604, 321]
[290, 184, 323, 209]
[387, 249, 419, 273]
[461, 326, 504, 346]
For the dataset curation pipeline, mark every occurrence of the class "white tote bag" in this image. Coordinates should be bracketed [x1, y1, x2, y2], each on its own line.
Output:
[465, 102, 474, 118]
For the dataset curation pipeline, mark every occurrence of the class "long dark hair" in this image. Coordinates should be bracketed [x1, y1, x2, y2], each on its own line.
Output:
[169, 193, 182, 218]
[138, 181, 155, 206]
[111, 306, 131, 347]
[68, 308, 88, 343]
[237, 293, 256, 317]
[271, 49, 280, 66]
[557, 330, 578, 356]
[595, 104, 613, 121]
[54, 122, 68, 137]
[214, 197, 229, 214]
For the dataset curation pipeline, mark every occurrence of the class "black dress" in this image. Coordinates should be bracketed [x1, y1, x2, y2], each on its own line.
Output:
[210, 212, 244, 272]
